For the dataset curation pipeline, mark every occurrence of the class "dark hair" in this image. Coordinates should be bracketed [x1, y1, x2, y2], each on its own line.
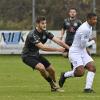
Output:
[68, 8, 77, 12]
[87, 13, 97, 19]
[36, 16, 46, 23]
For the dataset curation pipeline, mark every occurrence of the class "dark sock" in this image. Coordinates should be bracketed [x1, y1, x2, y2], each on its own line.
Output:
[45, 77, 52, 83]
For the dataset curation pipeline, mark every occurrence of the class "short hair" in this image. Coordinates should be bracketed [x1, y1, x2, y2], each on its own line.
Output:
[68, 8, 77, 12]
[87, 13, 97, 19]
[36, 16, 46, 23]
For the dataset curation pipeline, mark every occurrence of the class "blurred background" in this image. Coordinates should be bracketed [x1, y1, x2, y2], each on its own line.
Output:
[0, 0, 100, 55]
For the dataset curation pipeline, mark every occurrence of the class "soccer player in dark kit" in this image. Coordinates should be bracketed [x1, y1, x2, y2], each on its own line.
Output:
[21, 16, 69, 92]
[60, 8, 82, 57]
[60, 8, 82, 46]
[60, 8, 82, 70]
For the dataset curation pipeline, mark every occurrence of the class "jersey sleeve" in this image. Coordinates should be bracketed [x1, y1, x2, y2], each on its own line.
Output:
[62, 19, 67, 30]
[78, 20, 82, 27]
[46, 32, 54, 40]
[29, 33, 40, 44]
[80, 32, 89, 48]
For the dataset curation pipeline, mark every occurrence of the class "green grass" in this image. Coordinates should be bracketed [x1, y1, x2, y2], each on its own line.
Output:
[0, 55, 100, 100]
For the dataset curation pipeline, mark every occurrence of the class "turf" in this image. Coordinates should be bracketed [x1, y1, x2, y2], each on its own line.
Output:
[0, 55, 100, 100]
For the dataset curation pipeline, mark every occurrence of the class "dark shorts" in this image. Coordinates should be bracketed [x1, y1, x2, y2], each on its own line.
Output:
[65, 41, 72, 46]
[22, 55, 51, 69]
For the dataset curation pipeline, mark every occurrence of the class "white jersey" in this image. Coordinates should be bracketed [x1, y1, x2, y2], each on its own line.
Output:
[70, 21, 92, 51]
[68, 21, 93, 68]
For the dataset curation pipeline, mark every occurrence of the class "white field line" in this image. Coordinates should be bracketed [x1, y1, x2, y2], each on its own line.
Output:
[0, 95, 100, 98]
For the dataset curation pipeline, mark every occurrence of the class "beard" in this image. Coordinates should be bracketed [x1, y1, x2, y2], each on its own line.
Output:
[41, 27, 46, 31]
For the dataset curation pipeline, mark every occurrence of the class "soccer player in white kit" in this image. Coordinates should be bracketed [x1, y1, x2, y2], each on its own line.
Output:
[59, 13, 97, 93]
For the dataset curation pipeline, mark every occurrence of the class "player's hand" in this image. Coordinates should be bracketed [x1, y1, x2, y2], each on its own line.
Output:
[57, 47, 65, 52]
[58, 37, 62, 40]
[65, 48, 69, 52]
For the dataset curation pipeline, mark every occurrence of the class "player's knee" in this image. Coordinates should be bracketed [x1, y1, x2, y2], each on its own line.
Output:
[86, 62, 96, 73]
[39, 67, 46, 73]
[74, 66, 85, 77]
[47, 66, 55, 74]
[36, 63, 46, 72]
[88, 66, 96, 73]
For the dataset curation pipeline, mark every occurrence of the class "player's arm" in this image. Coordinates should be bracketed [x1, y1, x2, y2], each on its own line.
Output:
[89, 37, 96, 44]
[60, 28, 65, 40]
[89, 32, 96, 43]
[29, 32, 65, 52]
[86, 40, 95, 47]
[60, 21, 67, 40]
[80, 33, 89, 48]
[35, 42, 65, 52]
[80, 34, 95, 48]
[86, 47, 91, 55]
[51, 37, 69, 50]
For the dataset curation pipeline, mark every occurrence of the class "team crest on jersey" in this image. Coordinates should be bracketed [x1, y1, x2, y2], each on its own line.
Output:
[65, 22, 70, 26]
[43, 35, 46, 40]
[74, 23, 78, 27]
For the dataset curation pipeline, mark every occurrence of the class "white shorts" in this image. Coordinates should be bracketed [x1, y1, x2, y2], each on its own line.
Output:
[68, 50, 93, 70]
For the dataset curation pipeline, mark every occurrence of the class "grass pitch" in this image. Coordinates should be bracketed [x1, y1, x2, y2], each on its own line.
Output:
[0, 55, 100, 100]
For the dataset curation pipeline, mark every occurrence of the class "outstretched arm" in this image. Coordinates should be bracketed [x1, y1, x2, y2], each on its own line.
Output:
[35, 42, 65, 52]
[52, 37, 69, 50]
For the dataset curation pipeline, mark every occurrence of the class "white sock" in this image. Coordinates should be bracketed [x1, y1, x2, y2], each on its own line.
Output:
[64, 70, 74, 78]
[85, 71, 95, 89]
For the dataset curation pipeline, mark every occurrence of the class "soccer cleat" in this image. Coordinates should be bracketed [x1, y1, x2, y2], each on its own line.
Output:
[50, 80, 65, 92]
[50, 81, 59, 91]
[50, 82, 64, 92]
[59, 72, 66, 88]
[83, 88, 95, 93]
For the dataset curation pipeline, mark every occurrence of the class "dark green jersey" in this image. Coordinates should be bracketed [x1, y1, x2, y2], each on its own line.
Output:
[62, 18, 82, 46]
[22, 29, 54, 57]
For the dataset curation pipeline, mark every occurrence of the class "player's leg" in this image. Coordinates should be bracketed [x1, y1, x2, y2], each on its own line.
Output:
[35, 63, 62, 92]
[46, 65, 56, 82]
[68, 52, 85, 77]
[46, 65, 64, 91]
[38, 55, 56, 82]
[59, 53, 85, 88]
[59, 66, 85, 88]
[84, 62, 96, 93]
[38, 55, 63, 92]
[22, 56, 54, 91]
[35, 63, 53, 83]
[83, 54, 96, 93]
